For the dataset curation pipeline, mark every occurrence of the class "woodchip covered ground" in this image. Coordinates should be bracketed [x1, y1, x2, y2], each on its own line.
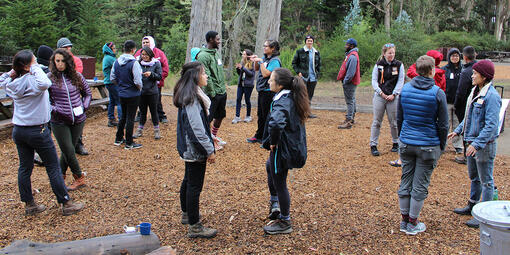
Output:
[0, 94, 509, 254]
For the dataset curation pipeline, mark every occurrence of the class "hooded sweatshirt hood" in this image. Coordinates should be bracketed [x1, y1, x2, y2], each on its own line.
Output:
[117, 54, 136, 66]
[410, 75, 435, 90]
[426, 50, 443, 66]
[446, 48, 461, 67]
[102, 43, 115, 56]
[142, 36, 156, 50]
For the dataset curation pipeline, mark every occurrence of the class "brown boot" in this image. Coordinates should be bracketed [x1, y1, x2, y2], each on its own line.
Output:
[25, 200, 46, 215]
[62, 199, 84, 216]
[337, 119, 354, 129]
[67, 174, 86, 191]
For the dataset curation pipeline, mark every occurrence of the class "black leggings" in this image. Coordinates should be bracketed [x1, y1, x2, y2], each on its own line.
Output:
[179, 161, 207, 225]
[266, 150, 290, 217]
[255, 91, 274, 139]
[139, 94, 159, 127]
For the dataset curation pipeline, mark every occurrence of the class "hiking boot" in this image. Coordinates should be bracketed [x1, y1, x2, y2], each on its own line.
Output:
[244, 116, 252, 122]
[154, 128, 161, 140]
[453, 201, 476, 215]
[107, 119, 118, 127]
[465, 218, 480, 228]
[75, 144, 89, 155]
[371, 146, 380, 156]
[406, 221, 426, 235]
[125, 143, 143, 150]
[25, 200, 46, 215]
[268, 201, 281, 220]
[114, 139, 125, 146]
[308, 113, 318, 119]
[246, 137, 261, 144]
[232, 116, 241, 124]
[188, 222, 217, 238]
[391, 143, 399, 152]
[263, 219, 292, 235]
[160, 118, 169, 124]
[399, 221, 408, 232]
[337, 119, 353, 129]
[454, 155, 467, 164]
[67, 174, 86, 191]
[133, 127, 143, 138]
[62, 199, 84, 216]
[181, 212, 202, 225]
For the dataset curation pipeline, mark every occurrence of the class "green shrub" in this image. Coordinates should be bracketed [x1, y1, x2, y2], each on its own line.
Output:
[279, 47, 296, 72]
[432, 31, 510, 52]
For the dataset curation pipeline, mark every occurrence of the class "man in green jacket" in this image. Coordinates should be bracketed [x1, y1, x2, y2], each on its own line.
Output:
[197, 30, 226, 150]
[292, 35, 321, 118]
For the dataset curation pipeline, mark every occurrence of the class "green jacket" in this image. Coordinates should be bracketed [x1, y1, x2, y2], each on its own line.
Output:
[196, 48, 225, 97]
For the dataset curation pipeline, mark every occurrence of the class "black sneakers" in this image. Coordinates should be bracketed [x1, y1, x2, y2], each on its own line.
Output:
[125, 143, 142, 150]
[263, 219, 292, 235]
[391, 143, 399, 152]
[453, 201, 476, 215]
[371, 146, 380, 156]
[114, 139, 125, 146]
[268, 201, 281, 220]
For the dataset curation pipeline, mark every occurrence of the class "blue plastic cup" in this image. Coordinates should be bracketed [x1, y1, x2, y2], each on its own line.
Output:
[137, 222, 151, 235]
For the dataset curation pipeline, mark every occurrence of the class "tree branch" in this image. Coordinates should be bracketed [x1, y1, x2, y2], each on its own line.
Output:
[361, 0, 385, 13]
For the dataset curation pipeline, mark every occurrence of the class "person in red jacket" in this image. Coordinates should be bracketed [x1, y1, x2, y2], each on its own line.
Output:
[407, 50, 446, 91]
[336, 38, 361, 129]
[135, 36, 170, 123]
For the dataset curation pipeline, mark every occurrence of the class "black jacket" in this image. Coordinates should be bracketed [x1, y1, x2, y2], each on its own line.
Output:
[454, 60, 477, 121]
[236, 65, 255, 87]
[262, 92, 307, 170]
[441, 48, 462, 104]
[176, 99, 214, 162]
[292, 47, 321, 80]
[140, 61, 162, 95]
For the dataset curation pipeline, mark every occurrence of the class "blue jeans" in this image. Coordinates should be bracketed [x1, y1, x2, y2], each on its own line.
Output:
[467, 142, 496, 203]
[343, 83, 357, 120]
[12, 124, 70, 204]
[235, 86, 253, 117]
[106, 84, 122, 120]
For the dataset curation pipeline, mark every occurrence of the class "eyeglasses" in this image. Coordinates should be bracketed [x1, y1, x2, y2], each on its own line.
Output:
[263, 45, 270, 48]
[384, 43, 395, 48]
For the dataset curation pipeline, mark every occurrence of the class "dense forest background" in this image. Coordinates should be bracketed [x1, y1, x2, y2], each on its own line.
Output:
[1, 0, 509, 81]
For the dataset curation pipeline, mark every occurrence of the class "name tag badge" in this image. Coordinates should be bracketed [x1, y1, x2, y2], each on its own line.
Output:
[450, 73, 454, 79]
[476, 99, 484, 105]
[73, 106, 84, 116]
[217, 58, 223, 66]
[392, 67, 398, 75]
[378, 65, 384, 70]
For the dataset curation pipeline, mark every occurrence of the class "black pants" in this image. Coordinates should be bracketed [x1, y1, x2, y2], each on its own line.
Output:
[266, 150, 290, 217]
[139, 94, 159, 127]
[255, 91, 275, 139]
[13, 124, 69, 204]
[179, 161, 207, 225]
[306, 80, 317, 102]
[235, 86, 254, 117]
[157, 87, 166, 121]
[116, 96, 140, 145]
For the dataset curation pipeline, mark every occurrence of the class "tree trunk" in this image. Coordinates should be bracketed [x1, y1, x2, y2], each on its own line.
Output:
[384, 0, 391, 33]
[495, 0, 510, 41]
[186, 0, 222, 62]
[399, 0, 403, 17]
[225, 0, 248, 82]
[255, 0, 282, 57]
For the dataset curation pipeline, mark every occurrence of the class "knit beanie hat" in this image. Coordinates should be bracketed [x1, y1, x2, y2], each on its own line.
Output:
[36, 45, 53, 66]
[57, 37, 73, 48]
[473, 59, 495, 81]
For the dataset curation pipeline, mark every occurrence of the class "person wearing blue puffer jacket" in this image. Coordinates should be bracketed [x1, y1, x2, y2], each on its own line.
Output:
[396, 55, 448, 236]
[450, 59, 501, 228]
[102, 42, 122, 127]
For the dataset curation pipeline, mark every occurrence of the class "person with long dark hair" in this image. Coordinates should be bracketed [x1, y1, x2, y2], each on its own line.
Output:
[48, 49, 92, 191]
[0, 50, 84, 216]
[232, 49, 255, 124]
[261, 68, 310, 235]
[174, 62, 217, 238]
[134, 46, 162, 139]
[247, 40, 282, 143]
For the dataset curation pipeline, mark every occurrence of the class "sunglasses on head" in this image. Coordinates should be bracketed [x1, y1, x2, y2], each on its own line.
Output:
[385, 43, 395, 48]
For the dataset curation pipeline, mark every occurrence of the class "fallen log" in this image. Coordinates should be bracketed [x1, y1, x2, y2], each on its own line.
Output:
[0, 232, 160, 255]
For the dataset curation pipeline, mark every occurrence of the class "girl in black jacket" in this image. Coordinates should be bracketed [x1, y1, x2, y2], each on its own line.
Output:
[134, 46, 162, 139]
[233, 49, 255, 123]
[262, 68, 310, 235]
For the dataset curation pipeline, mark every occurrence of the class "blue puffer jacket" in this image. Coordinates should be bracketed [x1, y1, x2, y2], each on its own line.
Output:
[102, 44, 116, 85]
[397, 76, 448, 150]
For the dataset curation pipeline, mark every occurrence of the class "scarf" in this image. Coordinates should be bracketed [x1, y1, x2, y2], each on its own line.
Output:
[140, 59, 158, 67]
[197, 87, 211, 116]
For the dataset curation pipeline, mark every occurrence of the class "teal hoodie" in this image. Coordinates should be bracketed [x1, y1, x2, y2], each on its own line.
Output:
[102, 44, 116, 85]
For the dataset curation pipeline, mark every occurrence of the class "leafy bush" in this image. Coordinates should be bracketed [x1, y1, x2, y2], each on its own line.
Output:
[432, 31, 510, 52]
[279, 47, 296, 72]
[160, 22, 188, 73]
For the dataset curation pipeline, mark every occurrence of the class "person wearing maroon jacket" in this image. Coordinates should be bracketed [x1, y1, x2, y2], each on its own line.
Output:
[337, 38, 360, 129]
[135, 36, 170, 123]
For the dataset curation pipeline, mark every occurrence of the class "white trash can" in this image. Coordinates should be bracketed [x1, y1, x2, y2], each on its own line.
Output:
[472, 201, 510, 255]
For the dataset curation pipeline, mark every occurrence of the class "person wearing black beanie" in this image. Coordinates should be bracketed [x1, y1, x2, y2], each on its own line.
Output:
[37, 45, 53, 73]
[450, 59, 502, 228]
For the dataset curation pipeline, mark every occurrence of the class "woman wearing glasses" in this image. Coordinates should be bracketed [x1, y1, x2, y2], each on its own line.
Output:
[369, 43, 405, 157]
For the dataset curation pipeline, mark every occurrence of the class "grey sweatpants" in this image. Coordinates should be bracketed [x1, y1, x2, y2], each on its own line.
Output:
[370, 93, 398, 146]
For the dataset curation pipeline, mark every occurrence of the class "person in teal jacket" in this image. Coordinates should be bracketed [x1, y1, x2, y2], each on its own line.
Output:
[102, 42, 122, 127]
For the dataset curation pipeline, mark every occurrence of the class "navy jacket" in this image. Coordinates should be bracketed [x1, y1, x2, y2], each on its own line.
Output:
[236, 65, 255, 87]
[454, 60, 477, 121]
[262, 91, 307, 170]
[441, 48, 462, 104]
[397, 76, 448, 151]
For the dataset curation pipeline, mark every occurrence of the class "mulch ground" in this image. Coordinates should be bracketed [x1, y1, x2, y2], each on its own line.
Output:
[0, 98, 509, 254]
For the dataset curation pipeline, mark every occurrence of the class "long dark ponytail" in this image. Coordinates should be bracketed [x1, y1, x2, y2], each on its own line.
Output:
[11, 50, 34, 79]
[272, 68, 310, 123]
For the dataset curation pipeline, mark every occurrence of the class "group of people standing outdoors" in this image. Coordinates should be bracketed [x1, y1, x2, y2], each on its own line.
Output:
[1, 28, 503, 240]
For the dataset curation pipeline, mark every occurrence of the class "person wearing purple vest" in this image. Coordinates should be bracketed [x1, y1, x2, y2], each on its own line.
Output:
[48, 49, 92, 191]
[111, 40, 143, 149]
